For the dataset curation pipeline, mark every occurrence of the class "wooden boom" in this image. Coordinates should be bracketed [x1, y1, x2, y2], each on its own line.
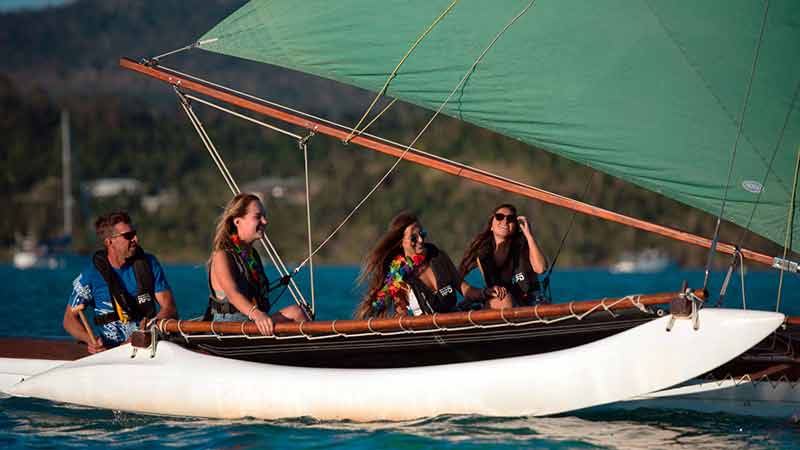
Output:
[120, 58, 776, 268]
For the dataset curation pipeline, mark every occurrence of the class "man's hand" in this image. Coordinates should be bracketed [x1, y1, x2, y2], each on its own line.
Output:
[86, 336, 106, 354]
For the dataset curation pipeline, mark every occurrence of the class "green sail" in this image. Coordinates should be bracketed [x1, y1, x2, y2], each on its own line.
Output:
[198, 0, 800, 253]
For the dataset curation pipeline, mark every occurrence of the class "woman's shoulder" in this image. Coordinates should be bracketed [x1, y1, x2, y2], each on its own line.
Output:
[211, 249, 234, 267]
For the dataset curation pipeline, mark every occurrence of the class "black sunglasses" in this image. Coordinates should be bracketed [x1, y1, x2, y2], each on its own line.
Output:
[408, 230, 427, 245]
[110, 230, 137, 241]
[493, 213, 517, 223]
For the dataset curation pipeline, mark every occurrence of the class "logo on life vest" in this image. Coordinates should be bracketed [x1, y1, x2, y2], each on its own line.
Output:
[512, 273, 526, 283]
[137, 293, 152, 305]
[438, 285, 454, 296]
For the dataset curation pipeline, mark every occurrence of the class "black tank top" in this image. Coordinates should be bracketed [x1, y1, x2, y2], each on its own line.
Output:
[406, 244, 461, 314]
[479, 239, 543, 307]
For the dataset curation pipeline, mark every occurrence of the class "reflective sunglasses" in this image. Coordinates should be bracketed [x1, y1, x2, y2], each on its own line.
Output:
[493, 213, 517, 223]
[110, 230, 137, 241]
[408, 230, 427, 245]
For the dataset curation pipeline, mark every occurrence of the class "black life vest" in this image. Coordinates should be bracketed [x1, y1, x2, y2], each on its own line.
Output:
[205, 247, 271, 318]
[92, 248, 157, 325]
[479, 239, 544, 307]
[407, 244, 460, 314]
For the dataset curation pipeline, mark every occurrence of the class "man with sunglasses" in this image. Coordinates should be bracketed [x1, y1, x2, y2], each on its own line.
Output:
[63, 211, 177, 353]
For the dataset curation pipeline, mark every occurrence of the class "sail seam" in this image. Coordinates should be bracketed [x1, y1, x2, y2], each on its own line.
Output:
[645, 0, 787, 196]
[738, 78, 800, 248]
[703, 0, 771, 288]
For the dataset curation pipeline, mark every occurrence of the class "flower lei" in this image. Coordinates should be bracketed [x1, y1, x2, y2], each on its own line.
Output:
[372, 253, 426, 313]
[230, 233, 262, 284]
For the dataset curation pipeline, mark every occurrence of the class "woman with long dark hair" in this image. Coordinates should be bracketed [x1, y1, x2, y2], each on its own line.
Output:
[206, 193, 307, 335]
[459, 204, 548, 308]
[355, 212, 489, 319]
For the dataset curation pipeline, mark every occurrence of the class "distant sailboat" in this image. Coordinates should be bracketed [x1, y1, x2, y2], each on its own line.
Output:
[13, 108, 74, 270]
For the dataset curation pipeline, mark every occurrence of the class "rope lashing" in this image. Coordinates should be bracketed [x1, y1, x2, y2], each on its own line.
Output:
[146, 38, 219, 65]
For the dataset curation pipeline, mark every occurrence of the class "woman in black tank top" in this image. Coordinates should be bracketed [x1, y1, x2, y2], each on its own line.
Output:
[459, 204, 548, 309]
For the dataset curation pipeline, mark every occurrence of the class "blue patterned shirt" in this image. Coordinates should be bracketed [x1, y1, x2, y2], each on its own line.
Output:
[68, 253, 171, 346]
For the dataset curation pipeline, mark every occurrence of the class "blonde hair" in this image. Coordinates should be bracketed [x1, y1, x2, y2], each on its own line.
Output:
[209, 193, 263, 263]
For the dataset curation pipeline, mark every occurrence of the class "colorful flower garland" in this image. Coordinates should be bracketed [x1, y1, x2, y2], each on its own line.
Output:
[372, 253, 426, 314]
[230, 233, 262, 284]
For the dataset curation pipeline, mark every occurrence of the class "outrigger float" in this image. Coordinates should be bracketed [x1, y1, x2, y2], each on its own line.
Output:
[3, 0, 800, 420]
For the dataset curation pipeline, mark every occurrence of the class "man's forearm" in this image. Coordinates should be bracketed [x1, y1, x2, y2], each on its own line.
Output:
[63, 311, 92, 343]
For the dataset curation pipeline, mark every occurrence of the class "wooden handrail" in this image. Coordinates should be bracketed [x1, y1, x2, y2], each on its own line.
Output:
[150, 289, 701, 338]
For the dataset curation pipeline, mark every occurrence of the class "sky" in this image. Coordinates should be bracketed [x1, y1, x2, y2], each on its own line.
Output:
[0, 0, 72, 12]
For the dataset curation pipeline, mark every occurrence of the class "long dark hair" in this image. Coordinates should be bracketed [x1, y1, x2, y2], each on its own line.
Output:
[458, 203, 523, 279]
[355, 211, 419, 319]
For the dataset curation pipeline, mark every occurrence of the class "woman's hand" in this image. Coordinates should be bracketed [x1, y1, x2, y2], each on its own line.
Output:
[517, 215, 534, 239]
[484, 285, 508, 300]
[250, 309, 274, 335]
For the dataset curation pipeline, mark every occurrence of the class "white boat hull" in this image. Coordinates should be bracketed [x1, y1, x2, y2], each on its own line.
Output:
[610, 377, 800, 419]
[2, 309, 784, 420]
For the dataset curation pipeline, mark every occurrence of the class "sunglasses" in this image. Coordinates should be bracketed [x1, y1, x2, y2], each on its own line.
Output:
[110, 230, 137, 241]
[408, 230, 427, 245]
[493, 213, 517, 223]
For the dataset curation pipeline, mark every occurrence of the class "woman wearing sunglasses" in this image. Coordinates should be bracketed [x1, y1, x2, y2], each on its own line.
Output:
[206, 193, 308, 335]
[459, 204, 548, 309]
[355, 212, 489, 319]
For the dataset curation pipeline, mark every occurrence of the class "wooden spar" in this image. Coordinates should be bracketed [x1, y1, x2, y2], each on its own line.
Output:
[119, 58, 775, 267]
[151, 289, 699, 337]
[785, 316, 800, 326]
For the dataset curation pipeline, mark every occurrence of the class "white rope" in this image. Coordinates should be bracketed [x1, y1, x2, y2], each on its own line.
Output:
[175, 90, 309, 310]
[776, 144, 800, 312]
[178, 95, 238, 194]
[160, 63, 582, 219]
[344, 0, 461, 143]
[186, 94, 303, 140]
[703, 0, 771, 288]
[291, 0, 537, 270]
[740, 250, 747, 310]
[179, 299, 658, 341]
[301, 139, 316, 314]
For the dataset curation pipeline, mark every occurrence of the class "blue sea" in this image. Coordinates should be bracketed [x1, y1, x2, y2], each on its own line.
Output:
[2, 262, 800, 449]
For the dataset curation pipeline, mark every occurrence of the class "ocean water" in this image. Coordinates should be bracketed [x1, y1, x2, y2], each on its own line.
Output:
[2, 262, 800, 449]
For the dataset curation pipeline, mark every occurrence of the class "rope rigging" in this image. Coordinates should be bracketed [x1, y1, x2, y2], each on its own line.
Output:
[702, 0, 770, 292]
[174, 89, 314, 317]
[776, 144, 800, 313]
[539, 171, 597, 302]
[344, 0, 460, 143]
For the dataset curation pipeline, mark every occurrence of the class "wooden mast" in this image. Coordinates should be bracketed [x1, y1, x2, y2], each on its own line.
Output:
[120, 58, 776, 268]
